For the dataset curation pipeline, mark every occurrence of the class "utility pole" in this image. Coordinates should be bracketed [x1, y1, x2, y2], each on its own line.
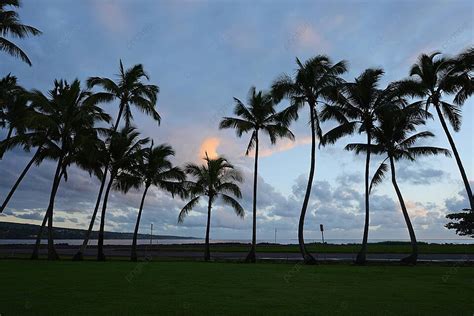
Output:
[274, 228, 277, 244]
[320, 224, 325, 244]
[150, 223, 153, 246]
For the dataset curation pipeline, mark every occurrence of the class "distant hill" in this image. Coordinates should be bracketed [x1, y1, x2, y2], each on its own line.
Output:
[0, 221, 198, 240]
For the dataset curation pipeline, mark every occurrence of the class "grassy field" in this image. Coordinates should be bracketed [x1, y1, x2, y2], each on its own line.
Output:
[0, 260, 473, 315]
[153, 242, 474, 254]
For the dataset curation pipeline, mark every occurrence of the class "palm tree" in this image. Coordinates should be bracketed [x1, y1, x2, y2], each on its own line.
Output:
[397, 51, 473, 211]
[130, 143, 186, 261]
[0, 112, 50, 213]
[219, 87, 294, 263]
[347, 104, 450, 264]
[178, 155, 244, 261]
[271, 55, 347, 263]
[28, 79, 110, 260]
[0, 74, 29, 145]
[96, 126, 148, 261]
[320, 68, 403, 264]
[0, 0, 41, 66]
[73, 61, 159, 260]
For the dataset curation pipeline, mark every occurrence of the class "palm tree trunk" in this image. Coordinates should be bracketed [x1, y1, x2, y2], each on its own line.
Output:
[435, 104, 473, 211]
[356, 133, 371, 264]
[31, 157, 63, 260]
[0, 147, 40, 213]
[113, 102, 125, 131]
[298, 104, 317, 264]
[131, 185, 149, 262]
[72, 102, 124, 260]
[389, 156, 418, 264]
[204, 197, 212, 261]
[30, 209, 49, 260]
[72, 169, 108, 260]
[97, 175, 114, 261]
[245, 131, 258, 263]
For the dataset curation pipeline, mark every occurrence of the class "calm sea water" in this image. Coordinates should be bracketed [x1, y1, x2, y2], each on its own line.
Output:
[0, 238, 473, 245]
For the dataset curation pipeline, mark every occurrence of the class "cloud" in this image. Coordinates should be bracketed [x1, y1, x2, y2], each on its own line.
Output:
[285, 22, 329, 51]
[397, 165, 447, 185]
[198, 137, 221, 160]
[251, 136, 312, 158]
[92, 1, 128, 33]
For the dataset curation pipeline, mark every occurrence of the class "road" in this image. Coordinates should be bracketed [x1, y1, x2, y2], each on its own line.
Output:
[1, 246, 473, 262]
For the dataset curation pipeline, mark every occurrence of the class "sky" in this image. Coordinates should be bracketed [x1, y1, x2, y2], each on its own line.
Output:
[0, 0, 473, 242]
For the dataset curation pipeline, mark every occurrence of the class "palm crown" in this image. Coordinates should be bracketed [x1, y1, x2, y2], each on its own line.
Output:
[136, 143, 186, 195]
[87, 60, 160, 129]
[178, 155, 244, 223]
[220, 87, 294, 154]
[0, 0, 41, 66]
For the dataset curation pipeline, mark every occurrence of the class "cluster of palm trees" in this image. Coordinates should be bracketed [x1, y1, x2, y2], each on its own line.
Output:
[1, 1, 472, 265]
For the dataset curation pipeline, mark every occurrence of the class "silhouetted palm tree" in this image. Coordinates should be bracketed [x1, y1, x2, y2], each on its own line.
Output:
[0, 74, 29, 145]
[0, 109, 50, 213]
[397, 51, 473, 211]
[347, 104, 450, 264]
[28, 79, 110, 260]
[73, 61, 159, 260]
[271, 55, 347, 263]
[320, 68, 402, 264]
[96, 126, 148, 261]
[178, 155, 244, 261]
[130, 143, 186, 261]
[219, 87, 294, 263]
[0, 0, 41, 66]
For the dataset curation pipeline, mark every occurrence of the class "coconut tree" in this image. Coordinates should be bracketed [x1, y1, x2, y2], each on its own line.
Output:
[271, 55, 347, 263]
[0, 0, 42, 66]
[96, 126, 148, 261]
[27, 79, 110, 260]
[346, 104, 451, 264]
[0, 112, 50, 213]
[178, 155, 244, 261]
[130, 143, 186, 261]
[73, 61, 159, 260]
[219, 87, 294, 263]
[320, 69, 406, 264]
[397, 51, 473, 211]
[0, 74, 29, 145]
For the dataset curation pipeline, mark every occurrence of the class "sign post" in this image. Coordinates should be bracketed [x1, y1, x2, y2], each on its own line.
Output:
[320, 224, 325, 244]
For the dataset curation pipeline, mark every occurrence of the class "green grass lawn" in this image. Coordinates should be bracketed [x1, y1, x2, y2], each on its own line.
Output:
[0, 260, 473, 315]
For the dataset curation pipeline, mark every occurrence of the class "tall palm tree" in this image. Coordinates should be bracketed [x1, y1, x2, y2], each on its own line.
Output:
[219, 87, 294, 263]
[28, 79, 110, 260]
[178, 155, 244, 261]
[96, 126, 148, 261]
[130, 143, 186, 261]
[0, 0, 41, 66]
[320, 69, 403, 264]
[271, 55, 347, 263]
[347, 104, 450, 264]
[397, 51, 473, 211]
[73, 61, 159, 260]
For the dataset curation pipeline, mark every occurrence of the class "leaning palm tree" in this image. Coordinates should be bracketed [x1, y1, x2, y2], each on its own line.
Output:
[96, 126, 148, 261]
[0, 0, 41, 66]
[73, 61, 159, 260]
[219, 87, 294, 263]
[320, 68, 404, 264]
[397, 51, 473, 211]
[0, 110, 50, 213]
[28, 79, 110, 260]
[130, 143, 186, 261]
[271, 55, 347, 263]
[178, 155, 244, 261]
[347, 104, 451, 264]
